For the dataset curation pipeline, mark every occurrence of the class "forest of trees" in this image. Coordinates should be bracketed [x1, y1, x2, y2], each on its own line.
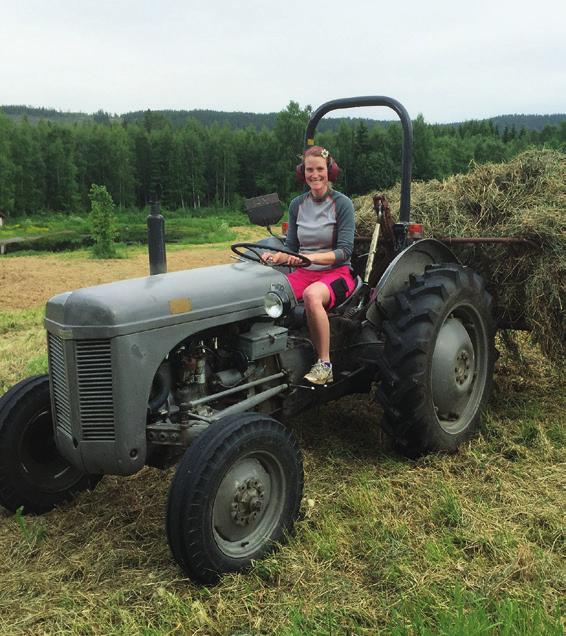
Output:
[0, 102, 565, 217]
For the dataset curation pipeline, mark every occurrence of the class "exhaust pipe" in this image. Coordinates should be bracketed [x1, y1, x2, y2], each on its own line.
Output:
[147, 199, 167, 275]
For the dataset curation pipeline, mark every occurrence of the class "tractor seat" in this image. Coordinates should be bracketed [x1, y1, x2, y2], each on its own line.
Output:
[335, 274, 363, 310]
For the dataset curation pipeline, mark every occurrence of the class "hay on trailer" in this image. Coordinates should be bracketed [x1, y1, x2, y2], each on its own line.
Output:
[354, 150, 566, 366]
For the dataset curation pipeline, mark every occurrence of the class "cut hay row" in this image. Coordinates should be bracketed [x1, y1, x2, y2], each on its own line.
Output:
[354, 150, 566, 366]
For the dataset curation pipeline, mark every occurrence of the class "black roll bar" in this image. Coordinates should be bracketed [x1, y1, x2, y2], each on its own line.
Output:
[304, 96, 413, 223]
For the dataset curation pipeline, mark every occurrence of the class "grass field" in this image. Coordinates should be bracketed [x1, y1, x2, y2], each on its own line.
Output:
[0, 206, 251, 254]
[0, 244, 564, 635]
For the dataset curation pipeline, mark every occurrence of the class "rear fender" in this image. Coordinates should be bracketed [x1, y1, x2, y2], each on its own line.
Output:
[366, 239, 459, 326]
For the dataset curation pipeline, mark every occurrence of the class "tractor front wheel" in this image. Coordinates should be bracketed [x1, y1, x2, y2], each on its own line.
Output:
[166, 412, 303, 583]
[378, 264, 496, 455]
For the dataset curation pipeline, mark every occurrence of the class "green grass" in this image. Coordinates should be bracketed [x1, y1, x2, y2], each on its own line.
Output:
[0, 213, 89, 239]
[0, 307, 44, 335]
[0, 305, 564, 634]
[0, 207, 250, 254]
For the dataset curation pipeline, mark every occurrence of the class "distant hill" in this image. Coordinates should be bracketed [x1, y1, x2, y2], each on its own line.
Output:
[487, 114, 566, 132]
[122, 108, 279, 129]
[120, 109, 390, 132]
[0, 105, 387, 132]
[0, 105, 94, 125]
[1, 104, 565, 132]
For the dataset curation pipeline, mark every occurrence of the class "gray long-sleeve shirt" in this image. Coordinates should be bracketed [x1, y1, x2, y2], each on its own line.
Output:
[285, 190, 355, 271]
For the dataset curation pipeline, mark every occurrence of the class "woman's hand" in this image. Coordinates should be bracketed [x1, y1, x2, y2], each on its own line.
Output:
[260, 252, 305, 267]
[260, 251, 288, 265]
[286, 254, 305, 266]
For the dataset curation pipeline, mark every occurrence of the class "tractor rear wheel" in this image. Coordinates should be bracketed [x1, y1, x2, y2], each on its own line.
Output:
[377, 263, 496, 456]
[166, 412, 303, 583]
[0, 375, 101, 514]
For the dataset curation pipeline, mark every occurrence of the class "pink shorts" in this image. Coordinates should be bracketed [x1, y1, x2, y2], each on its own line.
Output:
[287, 265, 356, 309]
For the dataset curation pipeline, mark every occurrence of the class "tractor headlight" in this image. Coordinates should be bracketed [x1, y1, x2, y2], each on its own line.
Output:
[264, 290, 290, 318]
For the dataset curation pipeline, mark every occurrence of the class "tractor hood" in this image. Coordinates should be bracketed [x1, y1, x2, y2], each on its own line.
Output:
[45, 261, 293, 339]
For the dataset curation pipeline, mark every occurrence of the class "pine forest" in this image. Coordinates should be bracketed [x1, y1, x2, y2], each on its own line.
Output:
[0, 102, 564, 217]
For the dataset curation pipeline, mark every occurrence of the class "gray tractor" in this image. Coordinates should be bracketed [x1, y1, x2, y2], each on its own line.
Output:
[0, 97, 495, 583]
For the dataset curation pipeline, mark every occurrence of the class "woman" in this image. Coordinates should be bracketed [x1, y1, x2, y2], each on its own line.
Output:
[264, 146, 356, 385]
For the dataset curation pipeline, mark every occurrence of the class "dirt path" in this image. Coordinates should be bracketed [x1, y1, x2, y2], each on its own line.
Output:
[0, 227, 265, 310]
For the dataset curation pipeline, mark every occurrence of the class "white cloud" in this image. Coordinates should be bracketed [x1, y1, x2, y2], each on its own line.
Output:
[1, 0, 564, 121]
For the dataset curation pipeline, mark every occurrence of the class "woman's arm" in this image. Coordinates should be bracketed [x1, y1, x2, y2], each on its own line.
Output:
[331, 195, 355, 265]
[304, 251, 337, 266]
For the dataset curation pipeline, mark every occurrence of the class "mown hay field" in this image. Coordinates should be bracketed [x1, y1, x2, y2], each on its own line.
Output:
[0, 235, 564, 634]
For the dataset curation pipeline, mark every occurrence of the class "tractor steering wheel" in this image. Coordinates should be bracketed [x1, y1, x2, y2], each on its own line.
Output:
[231, 243, 312, 268]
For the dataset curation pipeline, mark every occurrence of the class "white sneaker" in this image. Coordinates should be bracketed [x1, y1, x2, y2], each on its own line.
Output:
[304, 361, 333, 385]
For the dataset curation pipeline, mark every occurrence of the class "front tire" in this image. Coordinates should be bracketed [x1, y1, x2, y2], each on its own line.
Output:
[166, 412, 303, 583]
[377, 264, 496, 455]
[0, 375, 100, 514]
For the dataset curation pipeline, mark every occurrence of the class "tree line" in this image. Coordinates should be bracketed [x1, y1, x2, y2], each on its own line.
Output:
[4, 104, 565, 133]
[0, 102, 564, 217]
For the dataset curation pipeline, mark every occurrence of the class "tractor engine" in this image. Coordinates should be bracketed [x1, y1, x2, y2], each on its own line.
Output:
[144, 323, 293, 462]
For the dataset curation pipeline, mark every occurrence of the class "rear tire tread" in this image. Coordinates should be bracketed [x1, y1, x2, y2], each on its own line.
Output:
[377, 263, 495, 455]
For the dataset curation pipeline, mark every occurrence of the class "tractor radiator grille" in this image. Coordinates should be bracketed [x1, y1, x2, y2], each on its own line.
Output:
[48, 333, 73, 438]
[76, 340, 115, 441]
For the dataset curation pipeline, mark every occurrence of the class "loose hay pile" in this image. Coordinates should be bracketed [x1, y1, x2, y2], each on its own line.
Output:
[354, 150, 566, 366]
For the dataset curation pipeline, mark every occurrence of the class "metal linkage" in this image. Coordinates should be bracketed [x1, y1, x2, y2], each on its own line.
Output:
[186, 372, 287, 408]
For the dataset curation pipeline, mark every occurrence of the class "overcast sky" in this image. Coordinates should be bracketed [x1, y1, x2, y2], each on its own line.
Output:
[1, 0, 565, 123]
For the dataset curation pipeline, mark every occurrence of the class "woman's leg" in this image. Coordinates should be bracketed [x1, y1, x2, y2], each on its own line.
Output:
[302, 282, 331, 361]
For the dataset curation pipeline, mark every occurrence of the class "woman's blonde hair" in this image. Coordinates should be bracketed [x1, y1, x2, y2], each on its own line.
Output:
[303, 146, 331, 161]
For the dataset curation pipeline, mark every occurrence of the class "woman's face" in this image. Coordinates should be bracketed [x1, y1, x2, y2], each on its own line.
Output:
[304, 155, 329, 197]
